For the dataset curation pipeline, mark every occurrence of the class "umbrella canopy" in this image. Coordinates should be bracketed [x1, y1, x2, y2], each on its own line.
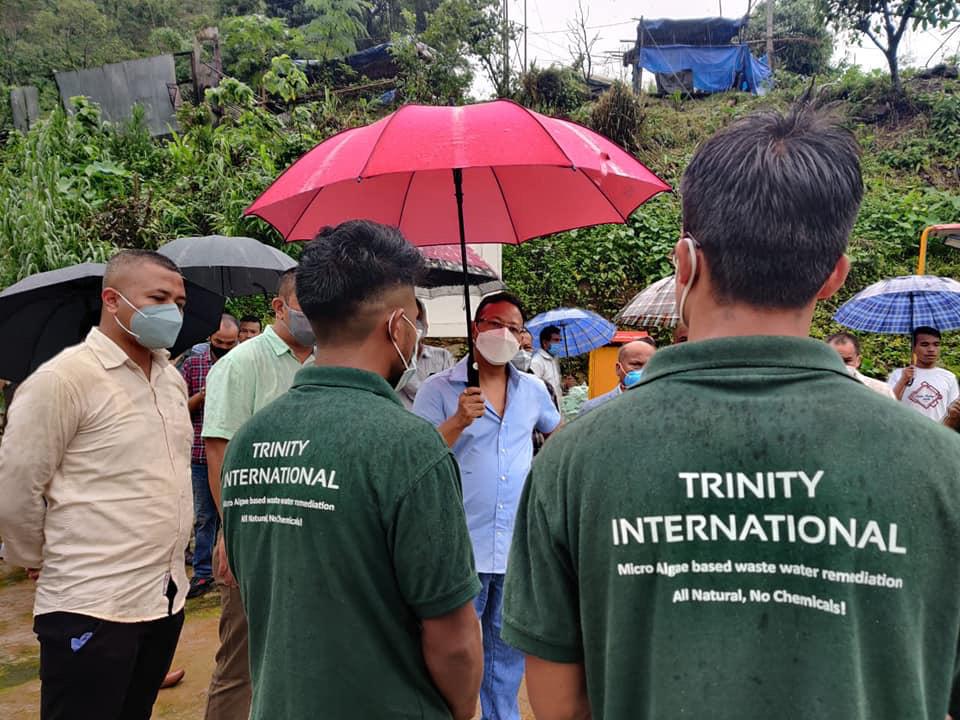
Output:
[157, 235, 297, 297]
[834, 275, 960, 333]
[615, 275, 678, 327]
[245, 99, 670, 245]
[527, 307, 616, 358]
[420, 244, 499, 289]
[245, 99, 669, 383]
[0, 263, 225, 383]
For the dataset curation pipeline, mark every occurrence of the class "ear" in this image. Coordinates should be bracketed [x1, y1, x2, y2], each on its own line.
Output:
[101, 287, 121, 314]
[271, 296, 284, 316]
[816, 255, 850, 300]
[673, 238, 695, 286]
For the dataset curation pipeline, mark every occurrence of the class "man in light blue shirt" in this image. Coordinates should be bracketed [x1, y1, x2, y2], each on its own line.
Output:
[414, 292, 561, 720]
[578, 339, 656, 418]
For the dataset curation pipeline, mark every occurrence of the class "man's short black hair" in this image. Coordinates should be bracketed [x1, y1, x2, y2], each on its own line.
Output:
[539, 324, 561, 347]
[296, 220, 423, 343]
[826, 331, 861, 355]
[474, 292, 525, 323]
[680, 102, 863, 309]
[913, 326, 941, 346]
[103, 249, 180, 289]
[278, 269, 297, 301]
[240, 314, 262, 327]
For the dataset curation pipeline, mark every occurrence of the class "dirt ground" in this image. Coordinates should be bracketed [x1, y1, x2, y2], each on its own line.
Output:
[0, 562, 533, 719]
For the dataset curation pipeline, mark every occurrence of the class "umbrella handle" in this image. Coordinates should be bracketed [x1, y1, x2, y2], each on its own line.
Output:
[453, 168, 480, 387]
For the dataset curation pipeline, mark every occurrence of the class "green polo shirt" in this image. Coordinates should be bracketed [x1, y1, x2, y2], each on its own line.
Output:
[202, 325, 305, 441]
[503, 336, 960, 720]
[221, 365, 481, 720]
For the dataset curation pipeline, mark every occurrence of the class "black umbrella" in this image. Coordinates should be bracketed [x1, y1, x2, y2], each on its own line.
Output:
[157, 235, 297, 297]
[0, 263, 225, 383]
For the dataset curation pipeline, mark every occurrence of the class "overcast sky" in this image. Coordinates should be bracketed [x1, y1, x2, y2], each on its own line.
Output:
[481, 0, 960, 93]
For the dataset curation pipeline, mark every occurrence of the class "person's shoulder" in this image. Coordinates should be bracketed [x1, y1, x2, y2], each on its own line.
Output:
[31, 341, 103, 387]
[933, 366, 959, 381]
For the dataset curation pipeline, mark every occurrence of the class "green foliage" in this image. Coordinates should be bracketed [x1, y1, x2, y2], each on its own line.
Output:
[299, 0, 371, 60]
[819, 0, 960, 91]
[516, 65, 588, 116]
[262, 54, 309, 102]
[221, 14, 296, 83]
[587, 82, 644, 153]
[746, 0, 833, 77]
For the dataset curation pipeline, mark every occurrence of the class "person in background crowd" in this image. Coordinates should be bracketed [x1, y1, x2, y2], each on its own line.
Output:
[578, 338, 657, 417]
[179, 314, 240, 599]
[414, 292, 561, 720]
[511, 330, 535, 373]
[398, 298, 455, 410]
[0, 249, 192, 720]
[200, 269, 314, 720]
[674, 323, 689, 344]
[560, 375, 588, 421]
[531, 325, 563, 401]
[825, 332, 895, 399]
[238, 315, 262, 342]
[888, 326, 959, 422]
[503, 103, 960, 720]
[221, 220, 482, 720]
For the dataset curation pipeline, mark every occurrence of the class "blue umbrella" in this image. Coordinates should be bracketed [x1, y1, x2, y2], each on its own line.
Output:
[527, 307, 616, 358]
[834, 275, 960, 333]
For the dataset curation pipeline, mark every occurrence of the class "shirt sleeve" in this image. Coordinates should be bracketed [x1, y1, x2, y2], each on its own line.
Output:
[440, 349, 455, 371]
[412, 376, 449, 428]
[947, 374, 960, 406]
[502, 470, 582, 663]
[202, 355, 254, 441]
[534, 381, 562, 434]
[0, 370, 81, 568]
[887, 369, 902, 388]
[388, 453, 481, 618]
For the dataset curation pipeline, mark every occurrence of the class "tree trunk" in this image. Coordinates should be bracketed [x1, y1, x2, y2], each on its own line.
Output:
[887, 46, 901, 94]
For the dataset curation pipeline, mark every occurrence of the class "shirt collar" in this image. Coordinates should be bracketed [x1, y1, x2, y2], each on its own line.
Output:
[262, 324, 295, 357]
[291, 365, 402, 406]
[535, 348, 553, 360]
[86, 327, 170, 371]
[641, 335, 850, 383]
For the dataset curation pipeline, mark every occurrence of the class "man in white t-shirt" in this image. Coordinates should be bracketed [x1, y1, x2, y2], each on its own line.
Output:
[826, 332, 895, 399]
[530, 325, 563, 402]
[888, 326, 959, 421]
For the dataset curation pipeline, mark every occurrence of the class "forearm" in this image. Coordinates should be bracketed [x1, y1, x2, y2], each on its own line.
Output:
[187, 392, 205, 413]
[421, 608, 483, 720]
[437, 417, 469, 448]
[0, 470, 46, 567]
[526, 656, 592, 720]
[893, 381, 908, 400]
[204, 438, 228, 514]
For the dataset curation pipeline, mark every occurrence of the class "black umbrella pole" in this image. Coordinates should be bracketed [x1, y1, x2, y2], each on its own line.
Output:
[454, 168, 479, 387]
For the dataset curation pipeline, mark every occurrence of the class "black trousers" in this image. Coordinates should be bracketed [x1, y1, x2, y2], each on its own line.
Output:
[34, 610, 184, 720]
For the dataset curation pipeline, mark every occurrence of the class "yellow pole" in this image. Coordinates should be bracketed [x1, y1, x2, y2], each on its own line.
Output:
[917, 226, 931, 275]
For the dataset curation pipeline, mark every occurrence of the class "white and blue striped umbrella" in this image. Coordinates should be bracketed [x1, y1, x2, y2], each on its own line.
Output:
[527, 307, 616, 357]
[834, 274, 960, 333]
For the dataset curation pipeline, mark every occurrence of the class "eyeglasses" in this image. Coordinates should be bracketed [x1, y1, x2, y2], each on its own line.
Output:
[477, 317, 525, 340]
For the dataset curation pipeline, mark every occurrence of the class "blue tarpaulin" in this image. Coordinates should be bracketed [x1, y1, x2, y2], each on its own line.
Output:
[640, 17, 747, 46]
[638, 45, 771, 94]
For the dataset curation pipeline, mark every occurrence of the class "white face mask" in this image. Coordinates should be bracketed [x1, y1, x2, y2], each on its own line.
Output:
[475, 328, 521, 366]
[389, 311, 422, 391]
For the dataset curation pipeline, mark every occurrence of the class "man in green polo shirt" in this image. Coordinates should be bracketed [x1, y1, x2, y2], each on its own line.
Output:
[201, 268, 315, 720]
[503, 104, 960, 720]
[221, 220, 483, 720]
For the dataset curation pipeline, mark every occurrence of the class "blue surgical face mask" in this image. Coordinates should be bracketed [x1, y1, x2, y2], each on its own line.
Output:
[547, 344, 562, 357]
[624, 368, 645, 388]
[113, 291, 183, 350]
[282, 302, 316, 348]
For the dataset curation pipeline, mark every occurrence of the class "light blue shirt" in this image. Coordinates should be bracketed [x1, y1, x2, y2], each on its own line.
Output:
[413, 358, 561, 573]
[577, 384, 622, 417]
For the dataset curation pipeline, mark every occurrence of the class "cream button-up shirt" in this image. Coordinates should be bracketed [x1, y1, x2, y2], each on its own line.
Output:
[0, 328, 193, 621]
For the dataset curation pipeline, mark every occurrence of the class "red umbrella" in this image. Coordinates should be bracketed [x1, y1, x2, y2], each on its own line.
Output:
[245, 99, 669, 382]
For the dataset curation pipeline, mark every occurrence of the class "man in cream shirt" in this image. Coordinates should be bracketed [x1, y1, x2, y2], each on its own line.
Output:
[0, 250, 193, 720]
[826, 332, 895, 399]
